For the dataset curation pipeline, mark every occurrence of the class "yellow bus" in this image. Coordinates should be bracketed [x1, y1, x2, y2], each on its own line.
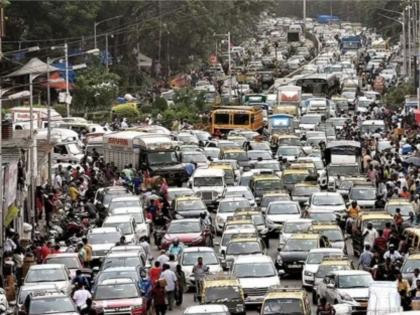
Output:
[211, 105, 264, 135]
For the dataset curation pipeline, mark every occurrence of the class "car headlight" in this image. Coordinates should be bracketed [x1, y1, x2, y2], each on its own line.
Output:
[304, 271, 314, 277]
[236, 304, 244, 312]
[340, 292, 354, 302]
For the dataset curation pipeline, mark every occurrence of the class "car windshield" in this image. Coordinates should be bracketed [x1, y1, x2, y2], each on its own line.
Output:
[250, 142, 271, 150]
[349, 188, 376, 200]
[168, 221, 201, 234]
[219, 200, 250, 213]
[178, 200, 206, 211]
[312, 195, 343, 206]
[386, 205, 414, 216]
[252, 214, 265, 226]
[103, 192, 130, 206]
[321, 229, 343, 242]
[46, 257, 80, 269]
[97, 270, 138, 284]
[88, 232, 121, 244]
[29, 297, 77, 315]
[168, 190, 193, 201]
[112, 210, 144, 223]
[227, 242, 262, 255]
[268, 203, 299, 215]
[402, 260, 420, 273]
[26, 268, 67, 282]
[307, 252, 342, 264]
[182, 153, 208, 164]
[194, 177, 223, 187]
[233, 262, 276, 278]
[277, 147, 300, 156]
[147, 151, 178, 166]
[182, 251, 218, 266]
[283, 174, 308, 185]
[261, 196, 289, 207]
[204, 287, 241, 302]
[294, 186, 320, 196]
[224, 151, 248, 161]
[257, 162, 280, 171]
[103, 222, 133, 235]
[308, 212, 337, 222]
[316, 264, 351, 278]
[109, 200, 141, 211]
[225, 189, 253, 200]
[283, 222, 312, 233]
[248, 151, 272, 160]
[338, 274, 373, 288]
[301, 116, 321, 124]
[263, 298, 304, 315]
[67, 143, 82, 155]
[94, 283, 139, 300]
[284, 239, 317, 251]
[327, 165, 359, 176]
[255, 180, 282, 190]
[103, 257, 143, 269]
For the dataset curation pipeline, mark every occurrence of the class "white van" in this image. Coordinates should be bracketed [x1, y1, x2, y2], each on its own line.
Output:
[190, 168, 225, 209]
[367, 281, 401, 315]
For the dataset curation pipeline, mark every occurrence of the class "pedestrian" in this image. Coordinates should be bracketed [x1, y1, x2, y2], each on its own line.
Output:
[72, 269, 90, 290]
[139, 236, 151, 260]
[397, 272, 411, 311]
[175, 264, 186, 306]
[363, 222, 378, 248]
[412, 269, 420, 290]
[316, 297, 336, 315]
[384, 244, 402, 263]
[160, 264, 177, 311]
[152, 281, 167, 315]
[149, 261, 162, 285]
[347, 201, 361, 220]
[394, 208, 404, 233]
[157, 249, 169, 266]
[72, 282, 92, 310]
[82, 237, 93, 268]
[373, 230, 387, 255]
[79, 298, 98, 315]
[77, 243, 86, 263]
[167, 254, 178, 272]
[358, 245, 373, 271]
[383, 222, 393, 241]
[167, 239, 183, 258]
[115, 236, 126, 246]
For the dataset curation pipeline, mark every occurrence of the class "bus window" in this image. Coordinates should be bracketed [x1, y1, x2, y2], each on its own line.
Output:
[215, 113, 230, 124]
[233, 113, 250, 125]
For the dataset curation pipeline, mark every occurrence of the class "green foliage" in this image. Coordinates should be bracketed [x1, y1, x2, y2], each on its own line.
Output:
[72, 63, 120, 113]
[152, 97, 168, 112]
[385, 82, 416, 111]
[112, 103, 140, 121]
[54, 104, 67, 117]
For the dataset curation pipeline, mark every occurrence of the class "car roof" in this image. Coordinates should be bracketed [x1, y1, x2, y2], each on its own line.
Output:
[234, 254, 273, 264]
[182, 246, 215, 253]
[106, 252, 139, 258]
[110, 196, 140, 202]
[193, 168, 224, 176]
[265, 289, 305, 300]
[184, 305, 229, 314]
[100, 278, 136, 285]
[331, 270, 371, 276]
[90, 227, 119, 234]
[46, 253, 79, 259]
[171, 218, 200, 224]
[308, 248, 343, 254]
[29, 264, 66, 270]
[104, 215, 134, 223]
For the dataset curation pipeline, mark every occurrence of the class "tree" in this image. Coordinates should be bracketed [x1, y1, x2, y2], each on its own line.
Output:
[72, 63, 120, 114]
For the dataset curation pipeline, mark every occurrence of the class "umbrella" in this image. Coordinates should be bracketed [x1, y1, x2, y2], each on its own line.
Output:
[6, 57, 60, 77]
[404, 156, 420, 167]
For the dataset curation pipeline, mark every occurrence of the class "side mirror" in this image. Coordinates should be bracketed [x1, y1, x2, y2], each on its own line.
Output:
[92, 266, 100, 273]
[278, 270, 285, 276]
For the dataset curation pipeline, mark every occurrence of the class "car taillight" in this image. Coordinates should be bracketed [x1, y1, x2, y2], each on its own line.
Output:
[132, 305, 144, 315]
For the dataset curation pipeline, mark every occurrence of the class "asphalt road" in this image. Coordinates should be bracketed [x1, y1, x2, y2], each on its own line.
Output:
[149, 229, 357, 315]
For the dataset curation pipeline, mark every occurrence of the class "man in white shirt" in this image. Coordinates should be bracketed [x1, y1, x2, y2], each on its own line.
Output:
[139, 237, 151, 260]
[157, 250, 169, 266]
[73, 282, 92, 309]
[362, 222, 378, 248]
[160, 264, 177, 310]
[53, 172, 63, 190]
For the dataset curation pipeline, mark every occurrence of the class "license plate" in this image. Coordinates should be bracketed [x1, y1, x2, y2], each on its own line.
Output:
[359, 302, 367, 308]
[288, 265, 301, 268]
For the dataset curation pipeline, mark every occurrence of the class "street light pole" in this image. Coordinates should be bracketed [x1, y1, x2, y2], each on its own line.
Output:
[47, 57, 52, 186]
[303, 0, 306, 21]
[29, 73, 35, 228]
[105, 33, 109, 71]
[408, 6, 412, 79]
[228, 32, 232, 105]
[64, 43, 70, 117]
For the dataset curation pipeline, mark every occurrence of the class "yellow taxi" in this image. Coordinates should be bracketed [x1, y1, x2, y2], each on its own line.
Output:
[173, 196, 207, 219]
[209, 162, 236, 186]
[281, 169, 310, 192]
[222, 235, 266, 270]
[261, 288, 311, 315]
[250, 174, 283, 204]
[311, 222, 345, 252]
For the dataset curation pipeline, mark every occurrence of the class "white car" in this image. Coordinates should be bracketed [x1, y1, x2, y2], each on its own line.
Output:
[279, 219, 313, 247]
[190, 168, 225, 208]
[231, 255, 280, 305]
[315, 270, 373, 311]
[302, 248, 344, 288]
[299, 114, 323, 130]
[102, 215, 138, 244]
[184, 304, 229, 315]
[218, 227, 258, 256]
[223, 186, 256, 207]
[215, 197, 251, 234]
[308, 192, 346, 221]
[180, 247, 222, 288]
[265, 201, 301, 233]
[110, 208, 150, 241]
[88, 227, 123, 261]
[24, 264, 72, 296]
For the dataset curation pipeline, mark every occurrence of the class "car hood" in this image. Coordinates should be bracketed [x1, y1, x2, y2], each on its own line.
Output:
[309, 205, 345, 212]
[337, 287, 369, 299]
[304, 264, 319, 273]
[239, 276, 279, 288]
[165, 233, 201, 242]
[150, 164, 184, 172]
[267, 214, 301, 223]
[330, 241, 345, 250]
[280, 251, 309, 262]
[92, 243, 115, 251]
[94, 297, 143, 308]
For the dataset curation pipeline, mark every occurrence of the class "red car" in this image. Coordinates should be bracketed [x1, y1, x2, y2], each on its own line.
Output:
[93, 278, 145, 315]
[161, 218, 211, 250]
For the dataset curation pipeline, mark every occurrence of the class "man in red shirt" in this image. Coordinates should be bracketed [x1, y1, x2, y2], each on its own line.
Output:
[373, 230, 387, 255]
[383, 222, 392, 241]
[149, 260, 161, 285]
[40, 241, 52, 261]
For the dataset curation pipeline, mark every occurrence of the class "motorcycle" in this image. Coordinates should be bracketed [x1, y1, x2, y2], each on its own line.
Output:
[153, 226, 166, 248]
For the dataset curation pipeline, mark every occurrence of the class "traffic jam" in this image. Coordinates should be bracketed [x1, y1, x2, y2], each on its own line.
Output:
[4, 12, 420, 315]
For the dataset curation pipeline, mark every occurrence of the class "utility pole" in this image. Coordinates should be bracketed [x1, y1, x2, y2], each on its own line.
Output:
[303, 0, 306, 21]
[105, 33, 109, 71]
[228, 32, 232, 104]
[47, 58, 52, 186]
[409, 6, 412, 79]
[29, 73, 35, 230]
[64, 42, 70, 117]
[0, 31, 3, 280]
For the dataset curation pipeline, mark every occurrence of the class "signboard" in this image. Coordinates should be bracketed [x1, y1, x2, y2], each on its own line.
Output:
[12, 111, 39, 123]
[4, 162, 18, 208]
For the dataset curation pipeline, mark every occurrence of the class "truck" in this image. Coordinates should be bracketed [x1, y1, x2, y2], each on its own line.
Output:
[277, 85, 302, 105]
[10, 106, 63, 130]
[103, 131, 188, 185]
[341, 35, 362, 53]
